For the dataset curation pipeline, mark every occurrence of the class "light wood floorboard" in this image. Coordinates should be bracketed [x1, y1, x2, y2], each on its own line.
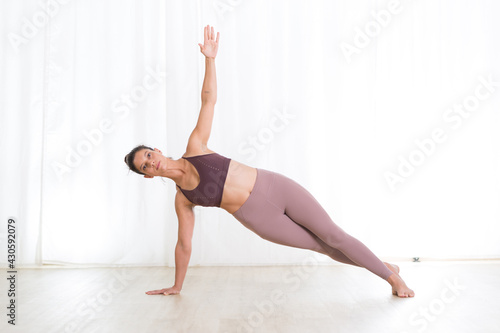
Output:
[1, 261, 499, 333]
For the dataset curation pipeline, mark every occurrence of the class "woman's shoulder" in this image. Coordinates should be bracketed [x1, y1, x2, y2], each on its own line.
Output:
[181, 146, 217, 158]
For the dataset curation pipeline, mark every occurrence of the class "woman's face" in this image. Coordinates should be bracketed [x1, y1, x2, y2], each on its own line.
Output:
[133, 148, 167, 178]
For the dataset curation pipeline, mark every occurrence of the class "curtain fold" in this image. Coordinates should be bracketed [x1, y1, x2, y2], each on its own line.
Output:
[1, 0, 499, 267]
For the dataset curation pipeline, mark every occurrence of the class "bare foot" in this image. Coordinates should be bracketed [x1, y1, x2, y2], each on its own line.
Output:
[384, 263, 415, 298]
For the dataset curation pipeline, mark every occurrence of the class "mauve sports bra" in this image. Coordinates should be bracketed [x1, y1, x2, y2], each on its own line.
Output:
[177, 153, 231, 207]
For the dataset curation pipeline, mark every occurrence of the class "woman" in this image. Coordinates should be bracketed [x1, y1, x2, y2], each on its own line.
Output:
[124, 25, 415, 298]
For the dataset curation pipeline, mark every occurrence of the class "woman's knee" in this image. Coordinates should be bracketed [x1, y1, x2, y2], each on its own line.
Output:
[320, 230, 353, 249]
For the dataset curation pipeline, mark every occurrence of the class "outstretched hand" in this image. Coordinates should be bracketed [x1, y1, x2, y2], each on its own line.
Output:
[198, 25, 219, 58]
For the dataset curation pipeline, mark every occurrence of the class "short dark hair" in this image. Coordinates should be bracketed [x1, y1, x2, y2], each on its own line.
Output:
[124, 145, 153, 175]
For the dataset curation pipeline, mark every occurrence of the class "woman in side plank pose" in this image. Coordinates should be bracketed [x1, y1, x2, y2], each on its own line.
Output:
[124, 25, 415, 298]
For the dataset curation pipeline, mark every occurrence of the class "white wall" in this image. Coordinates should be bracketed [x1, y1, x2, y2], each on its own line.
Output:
[0, 0, 499, 267]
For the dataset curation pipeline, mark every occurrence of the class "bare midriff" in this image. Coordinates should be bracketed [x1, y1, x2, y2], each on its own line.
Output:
[220, 160, 257, 214]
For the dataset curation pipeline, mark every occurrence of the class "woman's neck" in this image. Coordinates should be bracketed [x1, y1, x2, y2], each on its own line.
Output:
[159, 158, 190, 184]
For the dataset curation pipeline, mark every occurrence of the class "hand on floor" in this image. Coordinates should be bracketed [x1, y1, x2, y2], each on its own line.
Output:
[146, 286, 181, 296]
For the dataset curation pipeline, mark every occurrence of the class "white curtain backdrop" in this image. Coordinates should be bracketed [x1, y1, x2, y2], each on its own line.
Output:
[1, 0, 499, 268]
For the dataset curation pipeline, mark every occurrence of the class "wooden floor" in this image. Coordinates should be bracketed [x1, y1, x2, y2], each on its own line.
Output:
[1, 261, 500, 333]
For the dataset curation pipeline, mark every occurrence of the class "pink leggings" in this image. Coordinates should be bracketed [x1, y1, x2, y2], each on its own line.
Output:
[232, 169, 394, 280]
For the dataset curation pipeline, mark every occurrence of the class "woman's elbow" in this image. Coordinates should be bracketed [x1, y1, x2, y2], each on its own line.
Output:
[201, 93, 217, 105]
[176, 240, 192, 253]
[201, 99, 216, 106]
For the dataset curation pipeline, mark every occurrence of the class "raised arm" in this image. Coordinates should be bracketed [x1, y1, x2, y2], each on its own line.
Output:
[145, 189, 195, 296]
[186, 25, 220, 154]
[198, 25, 218, 104]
